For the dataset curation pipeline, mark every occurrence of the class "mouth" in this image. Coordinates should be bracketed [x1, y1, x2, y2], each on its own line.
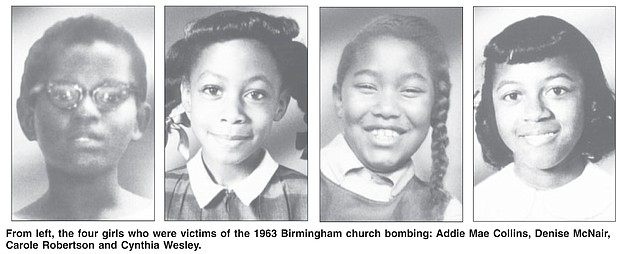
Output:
[208, 131, 253, 147]
[370, 129, 401, 139]
[519, 130, 559, 146]
[68, 131, 105, 147]
[363, 125, 406, 145]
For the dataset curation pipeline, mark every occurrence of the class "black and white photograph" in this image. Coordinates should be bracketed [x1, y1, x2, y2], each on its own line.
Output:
[320, 8, 463, 221]
[164, 6, 308, 220]
[473, 7, 616, 221]
[11, 7, 155, 220]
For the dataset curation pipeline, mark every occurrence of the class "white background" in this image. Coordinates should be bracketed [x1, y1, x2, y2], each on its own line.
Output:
[2, 0, 619, 253]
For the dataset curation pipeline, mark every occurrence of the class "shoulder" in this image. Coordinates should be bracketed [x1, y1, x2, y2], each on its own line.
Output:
[475, 164, 514, 195]
[271, 165, 307, 195]
[443, 197, 462, 221]
[165, 165, 190, 193]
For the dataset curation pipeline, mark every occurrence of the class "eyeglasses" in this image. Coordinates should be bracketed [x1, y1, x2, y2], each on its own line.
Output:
[33, 80, 137, 112]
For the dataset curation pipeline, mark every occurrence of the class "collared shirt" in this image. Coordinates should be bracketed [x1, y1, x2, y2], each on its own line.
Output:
[165, 148, 307, 221]
[475, 162, 614, 221]
[321, 134, 461, 221]
[321, 134, 416, 202]
[187, 148, 279, 207]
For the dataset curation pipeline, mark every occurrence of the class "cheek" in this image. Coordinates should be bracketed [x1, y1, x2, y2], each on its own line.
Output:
[245, 105, 277, 134]
[403, 96, 434, 126]
[341, 89, 371, 123]
[33, 105, 69, 142]
[550, 98, 585, 137]
[105, 104, 139, 134]
[187, 98, 217, 128]
[492, 99, 518, 135]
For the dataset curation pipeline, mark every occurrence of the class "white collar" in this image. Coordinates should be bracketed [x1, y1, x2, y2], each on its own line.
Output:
[187, 148, 280, 207]
[321, 134, 416, 199]
[478, 161, 614, 220]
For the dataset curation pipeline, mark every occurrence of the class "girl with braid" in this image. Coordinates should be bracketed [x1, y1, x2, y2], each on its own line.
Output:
[320, 14, 461, 221]
[164, 10, 307, 220]
[474, 15, 615, 221]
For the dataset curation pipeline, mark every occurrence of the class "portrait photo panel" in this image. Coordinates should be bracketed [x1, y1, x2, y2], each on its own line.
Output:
[473, 7, 615, 221]
[320, 7, 462, 221]
[11, 6, 155, 220]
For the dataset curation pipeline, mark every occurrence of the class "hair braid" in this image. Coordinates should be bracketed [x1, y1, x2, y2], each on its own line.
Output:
[429, 71, 451, 219]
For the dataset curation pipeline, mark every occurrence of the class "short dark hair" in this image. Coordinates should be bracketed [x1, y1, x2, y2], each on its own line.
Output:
[20, 15, 148, 103]
[476, 15, 615, 168]
[164, 10, 308, 140]
[334, 15, 453, 219]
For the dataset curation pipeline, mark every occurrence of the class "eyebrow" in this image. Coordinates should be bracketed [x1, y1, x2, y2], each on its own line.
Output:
[353, 69, 380, 78]
[353, 69, 428, 81]
[545, 73, 574, 82]
[195, 70, 227, 83]
[244, 75, 276, 88]
[495, 72, 575, 92]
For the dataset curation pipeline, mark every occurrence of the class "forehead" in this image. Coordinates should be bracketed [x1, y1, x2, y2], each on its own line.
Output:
[190, 39, 281, 88]
[349, 36, 430, 75]
[493, 56, 582, 88]
[49, 41, 135, 86]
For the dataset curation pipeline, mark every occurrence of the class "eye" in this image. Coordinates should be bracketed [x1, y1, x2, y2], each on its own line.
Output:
[401, 87, 425, 98]
[546, 86, 569, 97]
[501, 91, 522, 102]
[93, 85, 132, 109]
[200, 85, 222, 97]
[48, 84, 80, 102]
[353, 82, 377, 94]
[244, 90, 268, 102]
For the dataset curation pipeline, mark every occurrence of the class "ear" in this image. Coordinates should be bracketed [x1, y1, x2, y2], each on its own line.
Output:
[273, 89, 291, 121]
[180, 80, 192, 120]
[333, 83, 344, 118]
[132, 103, 152, 140]
[16, 97, 37, 141]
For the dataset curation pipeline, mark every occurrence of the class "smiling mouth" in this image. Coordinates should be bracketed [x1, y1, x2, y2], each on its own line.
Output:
[371, 129, 400, 139]
[519, 131, 559, 146]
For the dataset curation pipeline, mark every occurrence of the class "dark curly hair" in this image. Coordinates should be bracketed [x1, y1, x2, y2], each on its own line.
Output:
[20, 15, 148, 104]
[164, 10, 308, 146]
[334, 15, 452, 219]
[476, 15, 615, 169]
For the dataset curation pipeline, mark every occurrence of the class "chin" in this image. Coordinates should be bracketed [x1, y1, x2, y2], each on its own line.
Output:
[365, 158, 407, 173]
[519, 153, 569, 171]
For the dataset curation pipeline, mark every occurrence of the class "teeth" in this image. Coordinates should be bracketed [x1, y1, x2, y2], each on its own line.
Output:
[522, 132, 556, 146]
[371, 129, 399, 139]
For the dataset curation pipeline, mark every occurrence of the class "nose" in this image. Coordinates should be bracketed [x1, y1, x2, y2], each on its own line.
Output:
[522, 95, 553, 122]
[73, 95, 101, 122]
[370, 89, 401, 119]
[219, 96, 248, 124]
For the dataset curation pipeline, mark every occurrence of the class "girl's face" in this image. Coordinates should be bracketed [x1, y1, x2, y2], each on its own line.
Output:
[30, 41, 144, 174]
[492, 56, 585, 171]
[335, 36, 434, 173]
[182, 39, 288, 166]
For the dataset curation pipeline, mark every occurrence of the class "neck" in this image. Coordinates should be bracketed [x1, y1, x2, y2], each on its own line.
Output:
[201, 149, 265, 187]
[43, 164, 122, 219]
[513, 152, 587, 190]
